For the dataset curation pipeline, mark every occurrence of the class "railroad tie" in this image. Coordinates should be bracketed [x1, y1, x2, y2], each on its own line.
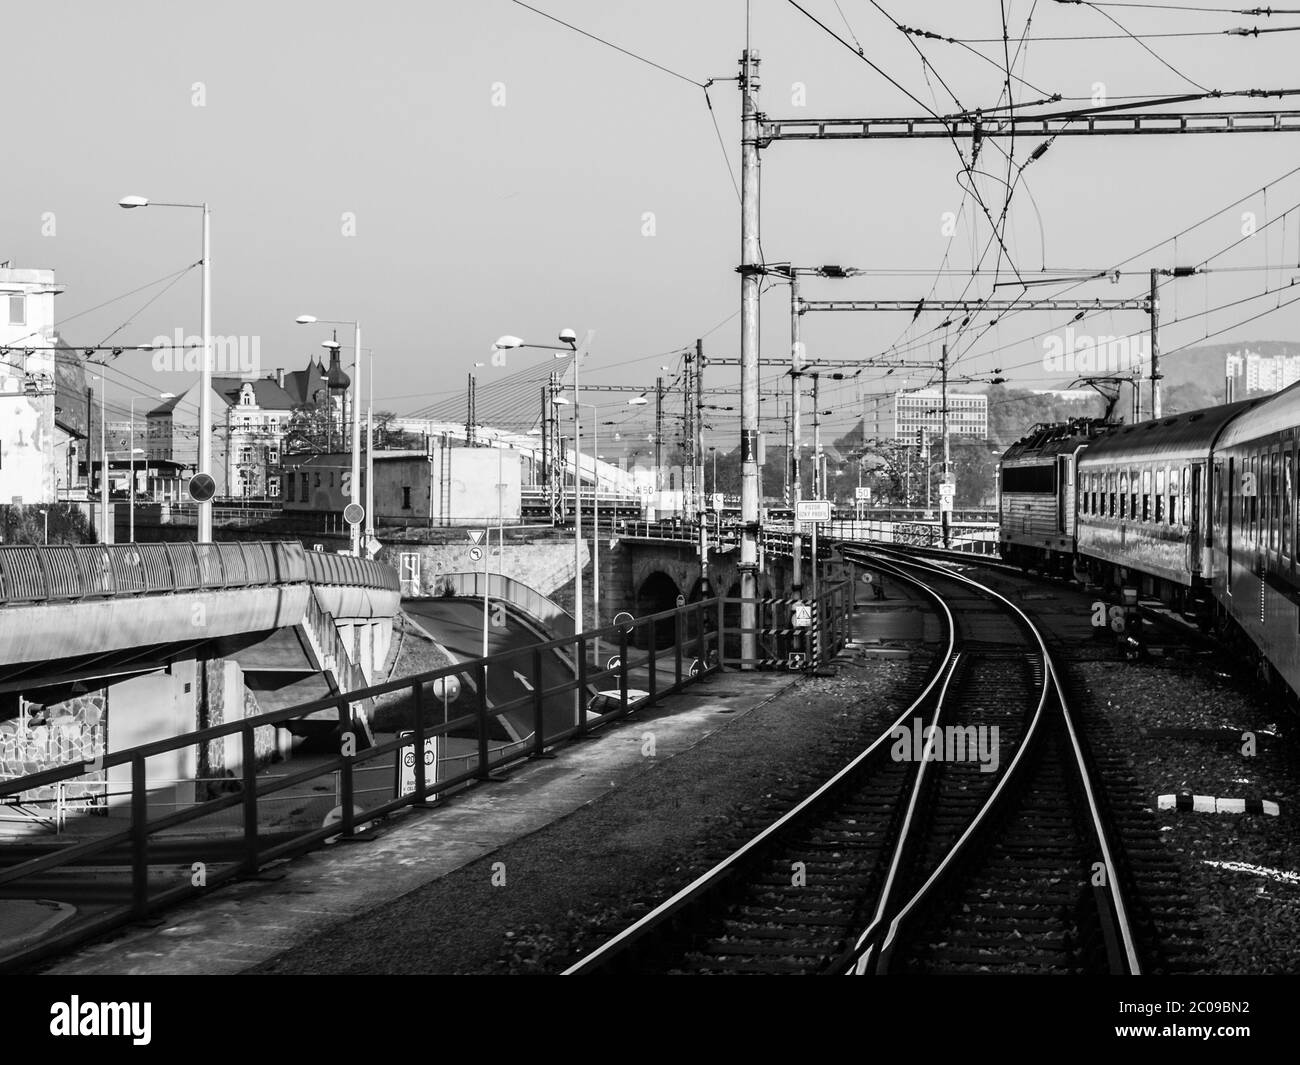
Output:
[1157, 793, 1280, 816]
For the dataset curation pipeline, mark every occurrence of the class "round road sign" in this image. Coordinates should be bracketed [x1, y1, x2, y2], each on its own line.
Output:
[675, 594, 686, 608]
[468, 546, 484, 563]
[187, 473, 216, 503]
[606, 656, 621, 671]
[431, 675, 462, 702]
[861, 572, 874, 584]
[343, 502, 365, 526]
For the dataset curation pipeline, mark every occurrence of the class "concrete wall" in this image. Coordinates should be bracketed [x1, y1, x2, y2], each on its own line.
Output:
[381, 538, 588, 606]
[0, 689, 106, 805]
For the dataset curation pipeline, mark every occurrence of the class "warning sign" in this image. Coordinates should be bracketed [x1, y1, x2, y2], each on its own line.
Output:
[396, 731, 441, 800]
[792, 602, 813, 629]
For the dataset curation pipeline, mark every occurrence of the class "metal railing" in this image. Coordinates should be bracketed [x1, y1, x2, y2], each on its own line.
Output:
[436, 571, 574, 637]
[0, 540, 398, 605]
[0, 581, 850, 971]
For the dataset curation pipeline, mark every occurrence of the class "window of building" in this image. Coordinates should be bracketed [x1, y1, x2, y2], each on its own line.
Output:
[315, 472, 321, 487]
[286, 474, 296, 502]
[301, 472, 309, 497]
[402, 486, 412, 510]
[268, 477, 280, 497]
[7, 295, 25, 326]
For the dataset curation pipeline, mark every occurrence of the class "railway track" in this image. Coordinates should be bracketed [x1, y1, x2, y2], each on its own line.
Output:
[564, 548, 1142, 976]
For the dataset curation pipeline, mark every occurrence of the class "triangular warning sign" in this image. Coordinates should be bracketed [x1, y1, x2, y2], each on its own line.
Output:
[467, 529, 484, 544]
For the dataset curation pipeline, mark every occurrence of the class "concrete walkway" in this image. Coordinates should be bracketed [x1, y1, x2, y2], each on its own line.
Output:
[39, 669, 798, 975]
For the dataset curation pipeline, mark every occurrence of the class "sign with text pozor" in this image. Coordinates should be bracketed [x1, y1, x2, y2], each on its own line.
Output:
[795, 500, 832, 523]
[396, 731, 441, 800]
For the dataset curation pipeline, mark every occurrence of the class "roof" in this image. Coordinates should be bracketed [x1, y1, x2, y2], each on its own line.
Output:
[53, 337, 88, 438]
[1214, 378, 1300, 451]
[212, 376, 300, 410]
[1079, 399, 1265, 467]
[1001, 418, 1110, 464]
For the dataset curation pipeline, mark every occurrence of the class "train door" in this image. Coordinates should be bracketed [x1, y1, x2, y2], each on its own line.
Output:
[1057, 455, 1069, 533]
[1226, 456, 1234, 596]
[1189, 464, 1203, 570]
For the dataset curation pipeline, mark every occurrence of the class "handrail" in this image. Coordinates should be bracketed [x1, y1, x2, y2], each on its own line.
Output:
[0, 541, 397, 605]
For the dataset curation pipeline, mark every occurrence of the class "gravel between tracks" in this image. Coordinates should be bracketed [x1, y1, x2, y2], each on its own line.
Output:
[1073, 658, 1300, 974]
[250, 651, 932, 975]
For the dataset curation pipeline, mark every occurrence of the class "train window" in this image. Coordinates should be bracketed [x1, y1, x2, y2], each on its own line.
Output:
[1284, 450, 1294, 559]
[1250, 454, 1259, 542]
[1109, 473, 1116, 517]
[1155, 469, 1165, 523]
[1181, 466, 1190, 525]
[1119, 472, 1128, 517]
[1141, 469, 1152, 522]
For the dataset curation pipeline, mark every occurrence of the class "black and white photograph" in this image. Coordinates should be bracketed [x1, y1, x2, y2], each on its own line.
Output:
[2, 0, 1299, 1036]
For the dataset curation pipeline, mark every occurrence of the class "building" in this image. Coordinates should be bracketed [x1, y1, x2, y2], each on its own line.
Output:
[282, 447, 522, 526]
[1225, 349, 1300, 396]
[893, 389, 988, 445]
[148, 352, 348, 500]
[0, 268, 65, 503]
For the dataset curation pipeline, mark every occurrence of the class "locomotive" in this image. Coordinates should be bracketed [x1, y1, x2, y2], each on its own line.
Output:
[999, 384, 1299, 696]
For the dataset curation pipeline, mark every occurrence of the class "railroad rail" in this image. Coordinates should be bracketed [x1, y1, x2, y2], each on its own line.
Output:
[564, 547, 1141, 975]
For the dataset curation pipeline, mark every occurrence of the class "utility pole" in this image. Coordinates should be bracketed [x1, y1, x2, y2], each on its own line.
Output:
[466, 372, 476, 446]
[696, 339, 708, 592]
[738, 49, 762, 668]
[790, 272, 803, 599]
[811, 373, 822, 501]
[1150, 268, 1162, 420]
[941, 343, 951, 548]
[682, 346, 694, 518]
[654, 376, 664, 494]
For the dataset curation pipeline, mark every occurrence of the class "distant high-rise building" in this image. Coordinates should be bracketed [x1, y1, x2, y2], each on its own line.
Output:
[1225, 348, 1300, 397]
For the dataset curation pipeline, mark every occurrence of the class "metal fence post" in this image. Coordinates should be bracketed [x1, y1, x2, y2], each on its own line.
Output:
[476, 660, 491, 780]
[576, 634, 589, 734]
[675, 608, 684, 689]
[531, 646, 546, 757]
[412, 680, 427, 805]
[131, 753, 148, 918]
[619, 624, 630, 715]
[338, 698, 355, 837]
[241, 726, 259, 873]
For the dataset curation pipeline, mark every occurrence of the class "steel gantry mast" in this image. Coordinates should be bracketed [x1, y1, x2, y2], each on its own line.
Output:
[738, 49, 762, 667]
[732, 46, 1300, 668]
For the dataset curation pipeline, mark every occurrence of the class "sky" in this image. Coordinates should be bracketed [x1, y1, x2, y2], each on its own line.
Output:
[6, 0, 1300, 448]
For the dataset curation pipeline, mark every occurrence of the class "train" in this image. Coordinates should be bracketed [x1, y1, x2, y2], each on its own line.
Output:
[999, 384, 1299, 698]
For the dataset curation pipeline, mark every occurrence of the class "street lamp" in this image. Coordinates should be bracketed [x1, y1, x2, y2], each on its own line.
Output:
[557, 395, 603, 664]
[119, 195, 212, 541]
[297, 314, 363, 555]
[129, 392, 174, 542]
[493, 330, 591, 644]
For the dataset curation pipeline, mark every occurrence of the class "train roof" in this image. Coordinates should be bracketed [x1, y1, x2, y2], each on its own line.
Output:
[1001, 418, 1110, 464]
[1213, 379, 1300, 451]
[1078, 397, 1265, 467]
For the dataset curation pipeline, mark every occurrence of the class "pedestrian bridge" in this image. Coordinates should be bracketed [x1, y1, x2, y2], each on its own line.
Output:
[0, 542, 400, 807]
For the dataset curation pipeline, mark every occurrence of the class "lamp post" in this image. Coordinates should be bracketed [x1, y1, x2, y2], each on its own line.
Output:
[559, 396, 602, 663]
[118, 196, 212, 542]
[296, 315, 362, 555]
[493, 330, 591, 645]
